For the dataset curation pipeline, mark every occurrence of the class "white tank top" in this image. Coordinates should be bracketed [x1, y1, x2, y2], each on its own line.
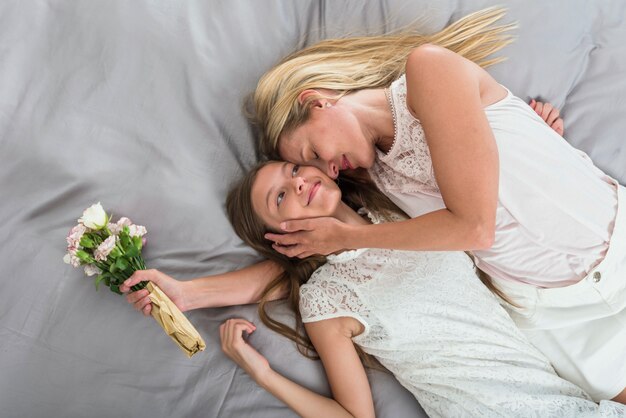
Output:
[368, 75, 618, 288]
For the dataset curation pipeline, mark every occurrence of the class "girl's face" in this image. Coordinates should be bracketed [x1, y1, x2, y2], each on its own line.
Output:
[251, 162, 342, 231]
[277, 97, 376, 179]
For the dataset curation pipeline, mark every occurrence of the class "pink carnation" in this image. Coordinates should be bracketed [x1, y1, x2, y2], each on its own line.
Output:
[128, 224, 147, 237]
[66, 224, 87, 248]
[63, 253, 81, 267]
[84, 264, 102, 277]
[107, 223, 122, 235]
[94, 235, 117, 261]
[117, 217, 132, 227]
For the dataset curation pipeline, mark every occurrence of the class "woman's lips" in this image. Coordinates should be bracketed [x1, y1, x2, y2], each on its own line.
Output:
[341, 155, 353, 170]
[308, 182, 321, 205]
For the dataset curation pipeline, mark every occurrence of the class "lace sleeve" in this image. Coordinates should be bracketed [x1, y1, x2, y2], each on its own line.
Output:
[299, 274, 370, 335]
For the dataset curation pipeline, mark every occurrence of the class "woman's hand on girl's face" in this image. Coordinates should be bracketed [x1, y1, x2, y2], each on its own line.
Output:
[220, 319, 270, 383]
[264, 216, 348, 259]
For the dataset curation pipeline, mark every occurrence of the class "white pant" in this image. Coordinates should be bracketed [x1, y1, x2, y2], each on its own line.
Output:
[493, 182, 626, 401]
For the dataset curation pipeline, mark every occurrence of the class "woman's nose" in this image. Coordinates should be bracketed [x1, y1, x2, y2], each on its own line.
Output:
[328, 161, 338, 179]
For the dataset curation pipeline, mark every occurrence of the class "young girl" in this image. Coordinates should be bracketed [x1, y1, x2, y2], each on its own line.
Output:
[249, 7, 626, 403]
[217, 160, 624, 417]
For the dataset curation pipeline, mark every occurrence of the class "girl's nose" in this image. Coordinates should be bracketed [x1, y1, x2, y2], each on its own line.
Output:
[294, 176, 305, 194]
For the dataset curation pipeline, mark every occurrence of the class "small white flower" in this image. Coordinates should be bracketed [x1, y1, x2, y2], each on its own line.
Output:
[128, 224, 147, 237]
[84, 264, 102, 277]
[94, 235, 117, 261]
[78, 202, 107, 230]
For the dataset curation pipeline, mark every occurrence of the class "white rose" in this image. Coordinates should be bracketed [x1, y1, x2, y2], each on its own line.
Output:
[84, 264, 102, 277]
[79, 202, 108, 230]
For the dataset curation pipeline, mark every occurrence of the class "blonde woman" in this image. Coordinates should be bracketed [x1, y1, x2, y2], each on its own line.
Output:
[212, 161, 626, 417]
[245, 8, 626, 404]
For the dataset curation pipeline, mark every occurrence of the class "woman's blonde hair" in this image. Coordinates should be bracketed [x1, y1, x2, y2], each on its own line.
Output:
[253, 6, 516, 158]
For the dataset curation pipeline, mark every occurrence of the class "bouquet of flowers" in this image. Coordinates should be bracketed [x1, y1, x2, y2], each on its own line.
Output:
[64, 202, 206, 358]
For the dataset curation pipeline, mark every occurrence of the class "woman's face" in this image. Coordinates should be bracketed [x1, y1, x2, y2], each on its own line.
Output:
[251, 162, 342, 231]
[277, 97, 376, 179]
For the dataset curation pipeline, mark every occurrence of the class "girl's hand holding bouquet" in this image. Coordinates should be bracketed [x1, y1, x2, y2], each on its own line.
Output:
[64, 202, 206, 357]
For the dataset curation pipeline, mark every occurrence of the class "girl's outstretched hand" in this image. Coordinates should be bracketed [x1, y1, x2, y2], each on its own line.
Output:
[220, 319, 270, 383]
[529, 99, 564, 136]
[264, 217, 349, 259]
[120, 269, 188, 316]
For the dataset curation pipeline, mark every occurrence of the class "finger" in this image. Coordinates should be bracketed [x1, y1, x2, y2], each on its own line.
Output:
[553, 119, 564, 136]
[142, 303, 152, 316]
[265, 232, 302, 247]
[540, 103, 553, 121]
[271, 243, 292, 257]
[280, 219, 313, 232]
[126, 289, 149, 304]
[533, 102, 543, 116]
[219, 323, 226, 351]
[122, 269, 154, 291]
[135, 294, 152, 313]
[273, 243, 303, 258]
[231, 322, 256, 348]
[546, 107, 560, 126]
[529, 98, 536, 109]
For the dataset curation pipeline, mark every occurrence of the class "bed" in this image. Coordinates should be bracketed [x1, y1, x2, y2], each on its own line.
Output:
[1, 1, 625, 417]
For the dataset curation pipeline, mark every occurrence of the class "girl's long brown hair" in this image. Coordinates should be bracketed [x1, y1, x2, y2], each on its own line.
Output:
[226, 161, 512, 370]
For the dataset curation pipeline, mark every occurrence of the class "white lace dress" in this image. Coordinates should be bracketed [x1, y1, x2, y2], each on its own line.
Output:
[299, 215, 625, 417]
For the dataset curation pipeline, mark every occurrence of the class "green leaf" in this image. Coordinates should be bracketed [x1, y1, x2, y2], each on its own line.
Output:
[110, 284, 122, 295]
[132, 236, 142, 250]
[115, 258, 128, 271]
[79, 236, 95, 249]
[125, 246, 139, 258]
[94, 274, 106, 291]
[120, 233, 131, 250]
[109, 247, 122, 259]
[110, 263, 118, 274]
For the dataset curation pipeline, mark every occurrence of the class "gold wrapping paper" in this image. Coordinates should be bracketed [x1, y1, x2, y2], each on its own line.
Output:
[146, 282, 206, 358]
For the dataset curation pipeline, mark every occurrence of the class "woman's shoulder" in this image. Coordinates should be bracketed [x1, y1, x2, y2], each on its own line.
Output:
[403, 44, 505, 109]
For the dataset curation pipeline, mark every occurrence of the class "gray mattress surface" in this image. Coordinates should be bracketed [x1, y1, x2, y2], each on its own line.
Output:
[1, 1, 625, 417]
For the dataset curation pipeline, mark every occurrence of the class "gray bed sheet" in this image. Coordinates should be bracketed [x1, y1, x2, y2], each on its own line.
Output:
[1, 1, 624, 417]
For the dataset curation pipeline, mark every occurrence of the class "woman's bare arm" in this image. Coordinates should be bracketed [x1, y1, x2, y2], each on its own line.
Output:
[269, 44, 499, 256]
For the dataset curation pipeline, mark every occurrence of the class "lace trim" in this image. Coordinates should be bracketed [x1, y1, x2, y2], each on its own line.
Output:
[382, 87, 398, 157]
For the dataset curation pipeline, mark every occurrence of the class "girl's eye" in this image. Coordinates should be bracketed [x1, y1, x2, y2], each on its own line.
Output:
[313, 152, 319, 160]
[277, 192, 285, 206]
[291, 164, 300, 176]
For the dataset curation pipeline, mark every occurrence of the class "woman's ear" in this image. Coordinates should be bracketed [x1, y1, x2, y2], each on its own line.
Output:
[297, 89, 330, 109]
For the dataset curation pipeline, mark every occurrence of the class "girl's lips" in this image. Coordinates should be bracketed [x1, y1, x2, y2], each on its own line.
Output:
[308, 182, 321, 205]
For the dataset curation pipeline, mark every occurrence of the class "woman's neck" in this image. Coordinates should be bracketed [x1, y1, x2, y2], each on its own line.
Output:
[345, 88, 395, 153]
